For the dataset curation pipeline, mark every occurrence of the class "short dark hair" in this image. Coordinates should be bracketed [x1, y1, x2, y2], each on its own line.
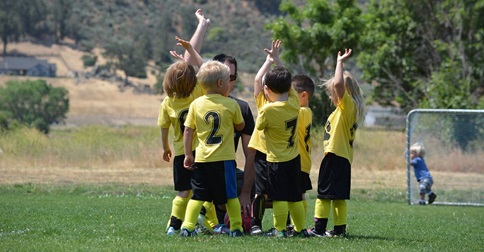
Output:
[292, 74, 315, 98]
[213, 53, 237, 76]
[264, 66, 292, 94]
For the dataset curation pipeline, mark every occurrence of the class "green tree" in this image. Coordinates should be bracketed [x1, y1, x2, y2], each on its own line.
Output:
[50, 0, 73, 42]
[267, 0, 362, 77]
[358, 0, 484, 111]
[0, 79, 69, 134]
[0, 0, 22, 55]
[103, 36, 147, 82]
[266, 0, 363, 124]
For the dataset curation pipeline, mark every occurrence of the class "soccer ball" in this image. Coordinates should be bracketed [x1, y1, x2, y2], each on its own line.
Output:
[224, 212, 251, 233]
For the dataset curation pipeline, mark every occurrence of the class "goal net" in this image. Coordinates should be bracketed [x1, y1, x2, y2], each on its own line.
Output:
[406, 109, 484, 206]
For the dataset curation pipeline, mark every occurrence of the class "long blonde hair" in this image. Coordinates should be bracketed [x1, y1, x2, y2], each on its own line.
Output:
[322, 70, 365, 124]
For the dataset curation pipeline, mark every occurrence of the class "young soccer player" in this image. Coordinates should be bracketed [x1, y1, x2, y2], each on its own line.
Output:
[180, 9, 256, 234]
[309, 49, 365, 238]
[158, 37, 204, 236]
[180, 60, 245, 237]
[410, 143, 437, 205]
[292, 74, 315, 218]
[250, 39, 308, 238]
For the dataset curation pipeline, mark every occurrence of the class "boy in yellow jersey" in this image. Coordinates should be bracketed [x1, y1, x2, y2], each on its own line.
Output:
[250, 40, 309, 238]
[158, 37, 204, 236]
[286, 74, 315, 235]
[180, 60, 245, 237]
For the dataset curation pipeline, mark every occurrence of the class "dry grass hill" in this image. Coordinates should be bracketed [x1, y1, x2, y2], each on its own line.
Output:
[1, 41, 257, 127]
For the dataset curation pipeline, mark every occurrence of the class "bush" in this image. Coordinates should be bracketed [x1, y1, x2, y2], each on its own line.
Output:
[0, 79, 69, 134]
[82, 54, 98, 67]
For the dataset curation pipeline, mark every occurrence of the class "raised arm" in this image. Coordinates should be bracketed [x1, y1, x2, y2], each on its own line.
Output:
[254, 39, 282, 98]
[184, 9, 210, 65]
[175, 36, 203, 68]
[333, 48, 352, 101]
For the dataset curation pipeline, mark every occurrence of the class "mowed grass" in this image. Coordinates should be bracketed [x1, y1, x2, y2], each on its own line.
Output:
[1, 184, 482, 252]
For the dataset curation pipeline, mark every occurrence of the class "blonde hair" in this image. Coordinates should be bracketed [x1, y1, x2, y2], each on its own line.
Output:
[197, 60, 230, 90]
[321, 70, 365, 124]
[410, 143, 426, 157]
[163, 61, 197, 98]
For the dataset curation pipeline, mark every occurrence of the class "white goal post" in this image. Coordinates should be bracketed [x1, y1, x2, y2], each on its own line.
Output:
[406, 109, 484, 206]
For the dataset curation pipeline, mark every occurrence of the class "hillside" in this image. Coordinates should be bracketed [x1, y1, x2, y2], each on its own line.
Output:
[0, 41, 257, 126]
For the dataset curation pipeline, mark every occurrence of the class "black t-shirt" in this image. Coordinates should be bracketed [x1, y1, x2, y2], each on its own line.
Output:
[229, 95, 255, 151]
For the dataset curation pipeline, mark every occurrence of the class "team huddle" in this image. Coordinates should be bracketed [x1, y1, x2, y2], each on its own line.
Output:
[157, 9, 365, 238]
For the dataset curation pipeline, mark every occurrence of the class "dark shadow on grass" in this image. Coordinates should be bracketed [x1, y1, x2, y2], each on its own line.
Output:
[347, 234, 424, 243]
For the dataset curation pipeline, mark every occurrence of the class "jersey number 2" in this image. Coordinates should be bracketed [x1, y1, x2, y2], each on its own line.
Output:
[205, 111, 222, 144]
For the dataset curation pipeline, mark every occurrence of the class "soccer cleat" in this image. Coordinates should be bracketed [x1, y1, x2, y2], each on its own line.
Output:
[166, 226, 179, 236]
[196, 214, 212, 234]
[325, 229, 347, 238]
[229, 229, 244, 237]
[428, 193, 437, 204]
[265, 228, 287, 238]
[213, 224, 230, 235]
[418, 200, 426, 205]
[179, 228, 197, 237]
[293, 229, 311, 238]
[286, 224, 295, 237]
[249, 225, 263, 236]
[308, 227, 327, 237]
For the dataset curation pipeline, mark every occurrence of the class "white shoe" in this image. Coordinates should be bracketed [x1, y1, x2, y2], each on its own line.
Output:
[166, 226, 179, 236]
[197, 214, 212, 234]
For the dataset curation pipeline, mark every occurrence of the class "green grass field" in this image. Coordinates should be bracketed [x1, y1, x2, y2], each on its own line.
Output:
[1, 184, 482, 251]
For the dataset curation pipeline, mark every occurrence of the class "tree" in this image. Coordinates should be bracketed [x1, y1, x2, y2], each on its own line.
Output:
[0, 0, 22, 55]
[266, 0, 363, 124]
[358, 0, 484, 111]
[267, 0, 362, 77]
[103, 36, 147, 82]
[0, 79, 69, 134]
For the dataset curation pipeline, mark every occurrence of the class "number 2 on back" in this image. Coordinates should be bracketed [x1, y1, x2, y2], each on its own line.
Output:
[205, 111, 222, 144]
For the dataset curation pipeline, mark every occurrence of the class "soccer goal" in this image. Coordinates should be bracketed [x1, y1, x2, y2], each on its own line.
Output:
[405, 109, 484, 206]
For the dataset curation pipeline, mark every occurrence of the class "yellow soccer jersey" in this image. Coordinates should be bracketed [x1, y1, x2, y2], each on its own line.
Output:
[323, 92, 357, 163]
[157, 84, 204, 155]
[184, 94, 244, 162]
[298, 106, 312, 174]
[255, 88, 300, 162]
[248, 92, 269, 154]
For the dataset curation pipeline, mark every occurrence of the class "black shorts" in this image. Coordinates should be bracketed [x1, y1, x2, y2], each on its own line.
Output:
[254, 150, 269, 195]
[173, 154, 193, 191]
[317, 153, 351, 200]
[300, 171, 312, 193]
[267, 155, 302, 202]
[190, 160, 238, 205]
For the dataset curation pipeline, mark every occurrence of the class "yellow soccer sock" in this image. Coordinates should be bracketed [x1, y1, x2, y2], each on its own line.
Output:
[272, 201, 289, 232]
[181, 199, 204, 231]
[314, 198, 331, 219]
[172, 196, 190, 221]
[332, 200, 347, 226]
[226, 198, 242, 231]
[288, 201, 306, 232]
[203, 201, 217, 231]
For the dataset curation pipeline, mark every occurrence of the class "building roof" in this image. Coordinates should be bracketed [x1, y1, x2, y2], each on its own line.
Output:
[0, 56, 52, 70]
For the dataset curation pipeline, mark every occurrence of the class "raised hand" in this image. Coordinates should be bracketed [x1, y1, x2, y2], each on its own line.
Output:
[169, 50, 184, 61]
[195, 9, 210, 27]
[337, 48, 352, 62]
[175, 36, 193, 51]
[263, 39, 282, 63]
